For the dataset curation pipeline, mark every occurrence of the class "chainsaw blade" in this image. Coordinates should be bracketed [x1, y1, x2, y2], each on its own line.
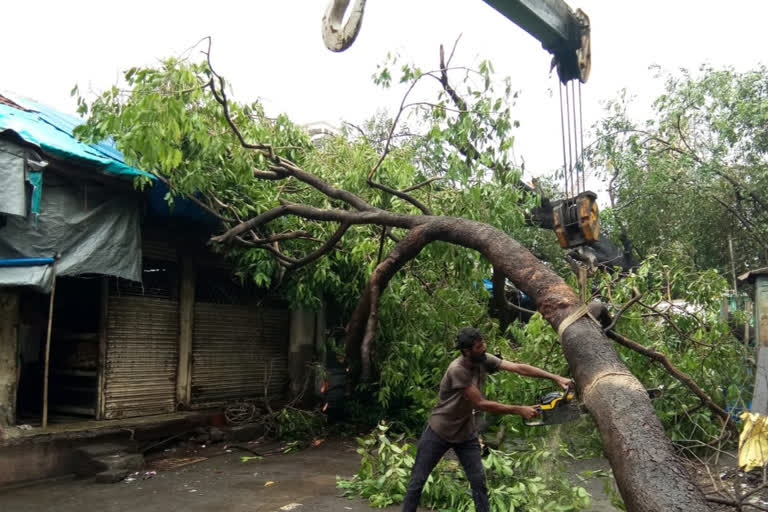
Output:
[525, 401, 585, 426]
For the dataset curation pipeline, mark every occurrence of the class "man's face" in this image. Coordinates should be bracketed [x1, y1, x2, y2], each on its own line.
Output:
[469, 338, 487, 363]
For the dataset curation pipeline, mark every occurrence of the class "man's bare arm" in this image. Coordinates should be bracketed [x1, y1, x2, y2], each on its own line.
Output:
[463, 385, 539, 419]
[499, 361, 571, 389]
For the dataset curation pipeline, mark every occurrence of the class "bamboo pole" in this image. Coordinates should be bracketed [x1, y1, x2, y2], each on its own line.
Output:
[42, 260, 58, 429]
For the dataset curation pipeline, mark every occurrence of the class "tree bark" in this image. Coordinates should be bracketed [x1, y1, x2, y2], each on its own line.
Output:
[344, 216, 711, 512]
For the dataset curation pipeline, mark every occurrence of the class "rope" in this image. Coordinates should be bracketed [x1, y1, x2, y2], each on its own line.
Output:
[557, 303, 600, 339]
[582, 372, 634, 399]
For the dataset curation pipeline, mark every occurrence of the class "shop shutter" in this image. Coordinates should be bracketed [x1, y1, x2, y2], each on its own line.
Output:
[190, 303, 288, 406]
[103, 296, 179, 419]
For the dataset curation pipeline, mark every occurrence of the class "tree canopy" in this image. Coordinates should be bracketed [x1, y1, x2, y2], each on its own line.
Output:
[589, 65, 768, 276]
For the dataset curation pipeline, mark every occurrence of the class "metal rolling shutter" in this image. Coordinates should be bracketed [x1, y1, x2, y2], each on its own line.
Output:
[191, 303, 289, 405]
[103, 296, 179, 419]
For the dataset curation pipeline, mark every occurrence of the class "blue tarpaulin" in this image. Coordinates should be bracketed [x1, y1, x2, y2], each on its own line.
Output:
[0, 95, 213, 224]
[0, 99, 153, 180]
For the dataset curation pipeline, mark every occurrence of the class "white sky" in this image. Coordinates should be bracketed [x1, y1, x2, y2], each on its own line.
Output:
[3, 0, 768, 185]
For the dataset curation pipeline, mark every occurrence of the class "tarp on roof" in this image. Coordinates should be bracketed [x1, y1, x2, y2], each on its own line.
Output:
[0, 172, 142, 292]
[0, 97, 153, 180]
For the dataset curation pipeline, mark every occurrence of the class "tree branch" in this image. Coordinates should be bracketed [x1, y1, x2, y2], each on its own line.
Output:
[604, 326, 738, 437]
[210, 203, 419, 245]
[346, 225, 432, 380]
[366, 178, 433, 215]
[437, 44, 533, 195]
[253, 168, 288, 180]
[240, 230, 317, 245]
[401, 176, 445, 193]
[602, 288, 644, 333]
[285, 222, 351, 271]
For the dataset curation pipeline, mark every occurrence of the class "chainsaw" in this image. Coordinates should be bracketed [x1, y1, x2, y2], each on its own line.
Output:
[525, 383, 663, 427]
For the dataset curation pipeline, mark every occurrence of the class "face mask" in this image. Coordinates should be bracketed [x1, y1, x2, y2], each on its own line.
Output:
[470, 351, 487, 363]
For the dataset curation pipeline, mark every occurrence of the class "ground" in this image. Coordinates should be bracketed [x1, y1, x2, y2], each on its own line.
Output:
[0, 437, 620, 511]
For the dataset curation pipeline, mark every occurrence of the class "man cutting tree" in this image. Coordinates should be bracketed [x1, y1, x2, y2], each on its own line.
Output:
[402, 327, 572, 512]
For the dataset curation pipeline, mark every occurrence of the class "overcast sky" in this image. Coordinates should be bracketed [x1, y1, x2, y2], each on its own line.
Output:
[3, 1, 768, 185]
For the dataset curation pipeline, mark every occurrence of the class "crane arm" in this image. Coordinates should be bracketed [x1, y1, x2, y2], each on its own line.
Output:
[483, 0, 590, 83]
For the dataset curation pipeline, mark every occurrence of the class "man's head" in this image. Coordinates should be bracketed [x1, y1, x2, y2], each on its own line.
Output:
[456, 327, 487, 363]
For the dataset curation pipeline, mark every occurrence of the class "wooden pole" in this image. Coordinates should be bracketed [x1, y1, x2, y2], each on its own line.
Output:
[746, 300, 752, 349]
[42, 261, 58, 429]
[578, 265, 587, 303]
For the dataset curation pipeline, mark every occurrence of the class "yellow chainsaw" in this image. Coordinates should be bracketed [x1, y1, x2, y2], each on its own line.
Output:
[525, 383, 663, 427]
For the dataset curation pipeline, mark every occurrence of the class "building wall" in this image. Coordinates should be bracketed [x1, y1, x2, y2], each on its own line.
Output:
[289, 310, 316, 397]
[0, 290, 19, 426]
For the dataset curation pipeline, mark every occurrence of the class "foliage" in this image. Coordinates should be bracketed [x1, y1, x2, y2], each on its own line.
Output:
[588, 65, 768, 275]
[592, 257, 752, 449]
[273, 407, 327, 442]
[337, 424, 592, 511]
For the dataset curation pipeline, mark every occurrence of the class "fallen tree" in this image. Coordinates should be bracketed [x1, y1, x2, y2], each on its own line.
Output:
[75, 42, 713, 511]
[204, 77, 710, 512]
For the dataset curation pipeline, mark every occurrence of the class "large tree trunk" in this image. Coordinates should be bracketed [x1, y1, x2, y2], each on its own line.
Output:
[345, 217, 710, 512]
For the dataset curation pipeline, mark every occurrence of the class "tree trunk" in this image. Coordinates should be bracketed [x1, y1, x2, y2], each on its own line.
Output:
[345, 216, 711, 512]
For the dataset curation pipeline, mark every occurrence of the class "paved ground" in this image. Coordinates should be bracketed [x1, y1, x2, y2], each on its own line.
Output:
[0, 438, 618, 512]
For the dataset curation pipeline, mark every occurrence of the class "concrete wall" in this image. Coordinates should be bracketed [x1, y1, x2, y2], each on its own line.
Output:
[288, 310, 317, 398]
[0, 441, 90, 486]
[0, 290, 19, 426]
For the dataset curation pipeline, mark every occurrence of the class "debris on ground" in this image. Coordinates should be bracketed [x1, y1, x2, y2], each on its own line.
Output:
[148, 456, 208, 471]
[693, 458, 768, 510]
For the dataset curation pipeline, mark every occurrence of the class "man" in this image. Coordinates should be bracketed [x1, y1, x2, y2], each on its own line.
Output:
[401, 327, 572, 512]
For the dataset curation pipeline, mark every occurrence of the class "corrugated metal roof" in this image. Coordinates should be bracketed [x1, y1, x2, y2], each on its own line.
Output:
[0, 93, 153, 180]
[738, 267, 768, 283]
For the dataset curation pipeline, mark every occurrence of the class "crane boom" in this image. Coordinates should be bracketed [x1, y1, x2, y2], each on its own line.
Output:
[483, 0, 590, 83]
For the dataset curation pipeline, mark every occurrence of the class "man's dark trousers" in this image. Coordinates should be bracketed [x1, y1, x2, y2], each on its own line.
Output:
[401, 425, 489, 512]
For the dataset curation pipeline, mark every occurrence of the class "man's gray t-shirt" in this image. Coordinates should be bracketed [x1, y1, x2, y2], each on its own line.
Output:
[428, 354, 502, 442]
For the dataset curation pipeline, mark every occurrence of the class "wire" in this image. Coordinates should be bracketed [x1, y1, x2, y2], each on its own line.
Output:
[558, 83, 569, 198]
[570, 81, 580, 194]
[578, 81, 585, 195]
[565, 84, 574, 197]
